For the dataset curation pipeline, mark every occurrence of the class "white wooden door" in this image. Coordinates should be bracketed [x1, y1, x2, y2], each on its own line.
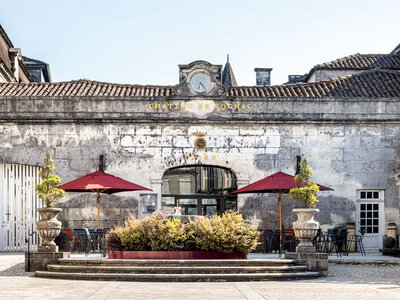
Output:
[0, 164, 41, 252]
[356, 190, 384, 252]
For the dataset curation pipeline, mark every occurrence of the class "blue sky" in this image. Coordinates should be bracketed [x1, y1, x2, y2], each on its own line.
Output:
[1, 0, 399, 85]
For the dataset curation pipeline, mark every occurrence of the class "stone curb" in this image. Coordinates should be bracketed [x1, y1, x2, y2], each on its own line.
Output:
[329, 259, 400, 265]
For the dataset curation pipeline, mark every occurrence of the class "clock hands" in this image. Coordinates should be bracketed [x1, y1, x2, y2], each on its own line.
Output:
[198, 82, 206, 91]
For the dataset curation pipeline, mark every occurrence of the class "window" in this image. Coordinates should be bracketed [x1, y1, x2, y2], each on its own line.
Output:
[161, 165, 237, 216]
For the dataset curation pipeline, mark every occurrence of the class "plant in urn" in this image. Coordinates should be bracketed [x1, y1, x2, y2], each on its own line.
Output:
[289, 157, 320, 253]
[35, 153, 65, 252]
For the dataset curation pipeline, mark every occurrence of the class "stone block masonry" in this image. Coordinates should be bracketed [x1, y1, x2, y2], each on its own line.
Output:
[25, 251, 70, 272]
[285, 252, 329, 276]
[0, 95, 399, 239]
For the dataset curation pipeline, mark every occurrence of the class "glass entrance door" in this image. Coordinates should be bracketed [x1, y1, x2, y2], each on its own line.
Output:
[178, 198, 198, 215]
[201, 198, 217, 217]
[176, 197, 219, 216]
[356, 190, 384, 252]
[161, 165, 238, 216]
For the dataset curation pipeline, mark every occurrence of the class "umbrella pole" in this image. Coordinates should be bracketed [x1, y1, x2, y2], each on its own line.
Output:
[278, 193, 283, 254]
[278, 193, 283, 233]
[96, 192, 101, 229]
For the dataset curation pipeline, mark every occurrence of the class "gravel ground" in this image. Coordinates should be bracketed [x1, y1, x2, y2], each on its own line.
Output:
[328, 263, 400, 285]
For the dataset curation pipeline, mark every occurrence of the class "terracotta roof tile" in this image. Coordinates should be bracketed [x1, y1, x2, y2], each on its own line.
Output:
[0, 70, 400, 99]
[312, 53, 400, 71]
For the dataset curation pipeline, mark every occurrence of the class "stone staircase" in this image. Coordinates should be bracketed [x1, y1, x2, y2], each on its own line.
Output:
[35, 258, 320, 281]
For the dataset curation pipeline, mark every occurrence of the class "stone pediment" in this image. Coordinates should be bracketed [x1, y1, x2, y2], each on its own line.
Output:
[174, 60, 227, 97]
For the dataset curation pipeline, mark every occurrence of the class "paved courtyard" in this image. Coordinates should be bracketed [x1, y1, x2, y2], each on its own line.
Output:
[1, 253, 400, 300]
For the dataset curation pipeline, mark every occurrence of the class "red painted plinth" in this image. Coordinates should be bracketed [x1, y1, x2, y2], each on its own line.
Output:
[107, 251, 247, 259]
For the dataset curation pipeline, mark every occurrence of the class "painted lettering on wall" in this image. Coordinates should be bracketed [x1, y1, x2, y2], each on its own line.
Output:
[148, 103, 251, 111]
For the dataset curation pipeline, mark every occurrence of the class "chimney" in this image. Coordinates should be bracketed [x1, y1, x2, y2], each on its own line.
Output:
[254, 68, 272, 86]
[9, 48, 21, 82]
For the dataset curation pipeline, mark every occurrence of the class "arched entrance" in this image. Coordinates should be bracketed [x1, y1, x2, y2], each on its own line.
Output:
[161, 165, 237, 216]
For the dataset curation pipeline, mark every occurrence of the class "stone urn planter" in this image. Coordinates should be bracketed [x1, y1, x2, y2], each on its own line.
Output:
[292, 208, 319, 253]
[36, 207, 62, 252]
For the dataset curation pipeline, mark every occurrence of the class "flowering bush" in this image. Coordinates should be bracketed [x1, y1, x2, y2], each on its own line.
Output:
[106, 211, 259, 254]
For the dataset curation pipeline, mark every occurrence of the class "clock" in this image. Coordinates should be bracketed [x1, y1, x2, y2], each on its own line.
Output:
[189, 73, 211, 93]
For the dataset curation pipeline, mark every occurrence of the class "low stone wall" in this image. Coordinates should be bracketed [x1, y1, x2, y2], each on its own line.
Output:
[25, 252, 70, 272]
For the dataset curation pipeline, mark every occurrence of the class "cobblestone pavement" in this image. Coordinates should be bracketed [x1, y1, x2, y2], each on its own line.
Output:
[1, 253, 400, 300]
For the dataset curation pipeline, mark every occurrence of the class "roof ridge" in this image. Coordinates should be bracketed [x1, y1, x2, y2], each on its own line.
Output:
[0, 79, 175, 88]
[230, 69, 400, 92]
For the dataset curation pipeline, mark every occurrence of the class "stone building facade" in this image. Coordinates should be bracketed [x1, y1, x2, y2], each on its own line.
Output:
[1, 56, 400, 252]
[0, 24, 51, 83]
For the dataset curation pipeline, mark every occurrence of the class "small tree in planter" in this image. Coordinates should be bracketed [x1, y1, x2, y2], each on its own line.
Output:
[289, 157, 320, 208]
[289, 157, 320, 252]
[35, 153, 65, 252]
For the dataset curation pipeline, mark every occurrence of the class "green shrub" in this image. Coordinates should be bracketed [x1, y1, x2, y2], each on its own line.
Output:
[117, 213, 189, 251]
[189, 211, 259, 254]
[111, 211, 259, 254]
[105, 229, 122, 251]
[117, 214, 152, 251]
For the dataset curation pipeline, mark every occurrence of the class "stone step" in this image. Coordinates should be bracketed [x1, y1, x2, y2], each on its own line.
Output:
[47, 264, 308, 274]
[35, 271, 320, 281]
[58, 258, 297, 267]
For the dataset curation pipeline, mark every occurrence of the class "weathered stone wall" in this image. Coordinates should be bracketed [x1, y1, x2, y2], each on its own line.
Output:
[0, 112, 399, 232]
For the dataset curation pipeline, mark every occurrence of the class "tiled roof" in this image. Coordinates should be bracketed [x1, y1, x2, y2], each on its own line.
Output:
[0, 69, 399, 98]
[0, 80, 175, 97]
[228, 69, 400, 98]
[391, 43, 400, 55]
[311, 53, 400, 71]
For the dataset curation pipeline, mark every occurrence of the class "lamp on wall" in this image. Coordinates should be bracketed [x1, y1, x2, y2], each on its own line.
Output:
[99, 155, 105, 172]
[295, 155, 301, 175]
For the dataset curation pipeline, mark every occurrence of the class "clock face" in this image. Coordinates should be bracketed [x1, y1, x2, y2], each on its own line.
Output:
[189, 73, 211, 93]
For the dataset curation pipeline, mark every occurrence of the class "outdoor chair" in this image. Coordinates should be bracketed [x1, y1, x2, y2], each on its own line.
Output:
[332, 229, 347, 257]
[346, 229, 366, 256]
[55, 229, 75, 252]
[262, 230, 274, 253]
[254, 230, 266, 253]
[83, 228, 95, 255]
[270, 230, 282, 254]
[73, 228, 92, 254]
[313, 229, 327, 252]
[282, 229, 297, 253]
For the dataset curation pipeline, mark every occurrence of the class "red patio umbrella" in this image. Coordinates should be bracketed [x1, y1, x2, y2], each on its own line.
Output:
[58, 170, 152, 228]
[232, 171, 332, 233]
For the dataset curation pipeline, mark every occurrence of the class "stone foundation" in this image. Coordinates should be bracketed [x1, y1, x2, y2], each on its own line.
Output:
[285, 252, 328, 276]
[25, 251, 70, 272]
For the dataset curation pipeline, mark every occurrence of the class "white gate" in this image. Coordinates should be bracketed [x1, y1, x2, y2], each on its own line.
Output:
[0, 164, 42, 252]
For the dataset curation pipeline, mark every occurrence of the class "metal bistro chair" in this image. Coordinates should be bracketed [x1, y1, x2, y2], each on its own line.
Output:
[282, 229, 297, 253]
[332, 229, 347, 257]
[262, 229, 274, 253]
[313, 229, 328, 252]
[346, 229, 366, 256]
[73, 228, 92, 254]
